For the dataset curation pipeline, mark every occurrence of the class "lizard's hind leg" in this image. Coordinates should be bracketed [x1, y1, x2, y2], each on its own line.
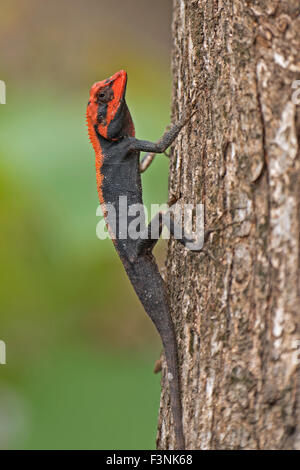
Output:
[136, 211, 164, 255]
[136, 208, 195, 257]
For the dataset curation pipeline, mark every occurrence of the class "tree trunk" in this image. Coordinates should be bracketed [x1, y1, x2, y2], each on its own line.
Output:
[157, 0, 300, 450]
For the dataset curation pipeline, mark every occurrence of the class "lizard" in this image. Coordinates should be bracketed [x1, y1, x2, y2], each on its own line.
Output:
[86, 70, 197, 450]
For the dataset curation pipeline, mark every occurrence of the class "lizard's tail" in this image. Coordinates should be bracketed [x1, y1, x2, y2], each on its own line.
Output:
[127, 257, 185, 450]
[159, 320, 185, 450]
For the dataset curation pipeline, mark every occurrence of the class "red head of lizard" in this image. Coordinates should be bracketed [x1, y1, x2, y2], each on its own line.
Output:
[86, 69, 135, 143]
[86, 70, 135, 205]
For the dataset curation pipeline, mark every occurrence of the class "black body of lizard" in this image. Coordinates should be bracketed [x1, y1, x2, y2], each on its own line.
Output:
[86, 70, 194, 449]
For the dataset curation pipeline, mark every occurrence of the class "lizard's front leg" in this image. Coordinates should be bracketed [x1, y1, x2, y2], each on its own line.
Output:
[139, 152, 156, 173]
[129, 122, 184, 154]
[139, 150, 170, 173]
[131, 105, 198, 156]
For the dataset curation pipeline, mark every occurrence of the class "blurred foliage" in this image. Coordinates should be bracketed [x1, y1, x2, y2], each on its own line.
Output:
[0, 0, 173, 449]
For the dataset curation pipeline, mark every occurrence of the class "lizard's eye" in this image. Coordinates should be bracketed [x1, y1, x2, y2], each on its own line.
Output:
[97, 87, 113, 103]
[96, 91, 106, 102]
[96, 90, 106, 102]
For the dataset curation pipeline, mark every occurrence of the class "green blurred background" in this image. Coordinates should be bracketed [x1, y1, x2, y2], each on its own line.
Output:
[0, 0, 173, 449]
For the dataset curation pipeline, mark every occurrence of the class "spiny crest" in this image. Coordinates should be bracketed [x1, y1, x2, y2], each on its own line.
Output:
[86, 110, 98, 150]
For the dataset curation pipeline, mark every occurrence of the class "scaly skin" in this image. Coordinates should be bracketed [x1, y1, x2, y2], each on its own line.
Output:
[86, 70, 186, 449]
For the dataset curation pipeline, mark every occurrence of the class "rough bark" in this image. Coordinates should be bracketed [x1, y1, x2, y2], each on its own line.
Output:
[157, 0, 300, 450]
